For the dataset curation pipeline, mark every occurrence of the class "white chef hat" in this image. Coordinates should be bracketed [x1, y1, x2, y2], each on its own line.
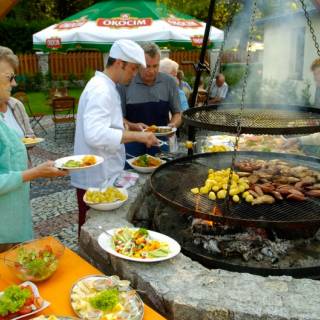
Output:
[109, 39, 146, 68]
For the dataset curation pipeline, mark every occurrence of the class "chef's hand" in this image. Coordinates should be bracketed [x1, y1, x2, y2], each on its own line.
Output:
[167, 123, 177, 138]
[140, 132, 159, 148]
[22, 160, 68, 182]
[124, 118, 148, 131]
[130, 122, 148, 131]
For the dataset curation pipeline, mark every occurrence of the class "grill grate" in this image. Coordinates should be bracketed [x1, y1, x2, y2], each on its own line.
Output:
[183, 105, 320, 135]
[151, 152, 320, 228]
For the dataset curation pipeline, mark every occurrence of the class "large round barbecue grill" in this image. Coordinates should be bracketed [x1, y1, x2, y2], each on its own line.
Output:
[150, 152, 320, 230]
[183, 104, 320, 135]
[146, 0, 320, 277]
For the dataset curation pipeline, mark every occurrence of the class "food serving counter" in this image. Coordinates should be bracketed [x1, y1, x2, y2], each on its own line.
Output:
[0, 238, 166, 320]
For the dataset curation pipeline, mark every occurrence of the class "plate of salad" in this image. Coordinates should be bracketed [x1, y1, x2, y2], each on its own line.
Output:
[98, 227, 181, 262]
[0, 282, 50, 320]
[70, 275, 143, 320]
[126, 155, 165, 173]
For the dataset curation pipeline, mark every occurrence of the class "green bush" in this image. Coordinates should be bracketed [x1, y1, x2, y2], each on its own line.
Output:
[83, 68, 95, 84]
[222, 63, 246, 88]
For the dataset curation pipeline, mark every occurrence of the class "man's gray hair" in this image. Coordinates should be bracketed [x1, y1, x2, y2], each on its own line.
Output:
[0, 46, 19, 69]
[141, 42, 161, 58]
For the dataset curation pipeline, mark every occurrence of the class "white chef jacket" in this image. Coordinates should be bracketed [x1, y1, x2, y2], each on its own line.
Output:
[71, 71, 125, 190]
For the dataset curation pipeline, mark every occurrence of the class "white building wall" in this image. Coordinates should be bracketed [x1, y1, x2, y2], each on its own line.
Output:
[263, 17, 305, 81]
[262, 14, 320, 103]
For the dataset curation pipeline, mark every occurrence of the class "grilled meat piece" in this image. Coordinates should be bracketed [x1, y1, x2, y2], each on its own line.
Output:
[289, 166, 314, 178]
[271, 191, 283, 200]
[259, 183, 275, 193]
[252, 195, 275, 205]
[236, 172, 251, 177]
[305, 190, 320, 198]
[254, 185, 264, 197]
[249, 190, 259, 198]
[287, 193, 306, 201]
[248, 174, 259, 184]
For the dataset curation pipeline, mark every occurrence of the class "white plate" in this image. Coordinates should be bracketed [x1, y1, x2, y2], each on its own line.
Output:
[144, 126, 177, 137]
[83, 187, 128, 211]
[98, 228, 181, 263]
[54, 155, 104, 170]
[126, 156, 166, 173]
[70, 275, 143, 320]
[0, 281, 50, 320]
[22, 137, 45, 147]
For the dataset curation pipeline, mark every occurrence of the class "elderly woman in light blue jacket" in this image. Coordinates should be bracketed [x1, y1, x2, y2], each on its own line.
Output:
[0, 46, 67, 252]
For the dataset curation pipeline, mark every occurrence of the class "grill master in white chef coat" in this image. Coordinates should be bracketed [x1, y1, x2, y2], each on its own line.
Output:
[71, 71, 125, 189]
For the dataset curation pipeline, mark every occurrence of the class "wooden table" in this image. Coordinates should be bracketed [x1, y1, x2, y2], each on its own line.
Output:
[0, 244, 167, 320]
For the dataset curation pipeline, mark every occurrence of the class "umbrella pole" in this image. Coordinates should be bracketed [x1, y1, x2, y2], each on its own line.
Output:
[188, 0, 216, 154]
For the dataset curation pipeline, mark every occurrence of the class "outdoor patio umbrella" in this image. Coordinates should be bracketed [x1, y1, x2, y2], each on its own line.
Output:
[32, 0, 223, 52]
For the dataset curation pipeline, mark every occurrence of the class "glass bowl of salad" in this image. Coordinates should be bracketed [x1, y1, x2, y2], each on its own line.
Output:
[3, 236, 64, 282]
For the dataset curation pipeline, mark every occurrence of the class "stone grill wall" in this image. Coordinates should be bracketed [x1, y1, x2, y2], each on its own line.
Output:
[79, 175, 320, 320]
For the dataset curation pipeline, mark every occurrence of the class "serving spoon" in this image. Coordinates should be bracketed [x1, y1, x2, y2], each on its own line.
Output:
[98, 225, 114, 237]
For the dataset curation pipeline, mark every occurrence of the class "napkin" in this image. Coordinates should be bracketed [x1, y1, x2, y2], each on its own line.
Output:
[114, 171, 139, 188]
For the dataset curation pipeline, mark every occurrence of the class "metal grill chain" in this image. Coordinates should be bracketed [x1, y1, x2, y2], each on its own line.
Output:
[299, 0, 320, 57]
[205, 3, 237, 106]
[225, 0, 258, 207]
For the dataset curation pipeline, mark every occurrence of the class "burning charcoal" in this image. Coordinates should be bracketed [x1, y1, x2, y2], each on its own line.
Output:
[242, 248, 260, 262]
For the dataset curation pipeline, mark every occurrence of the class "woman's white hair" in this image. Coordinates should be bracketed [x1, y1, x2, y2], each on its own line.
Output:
[0, 46, 19, 69]
[159, 58, 179, 75]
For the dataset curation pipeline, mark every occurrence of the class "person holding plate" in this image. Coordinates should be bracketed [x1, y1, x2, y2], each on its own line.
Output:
[118, 42, 182, 157]
[0, 49, 68, 251]
[71, 39, 158, 236]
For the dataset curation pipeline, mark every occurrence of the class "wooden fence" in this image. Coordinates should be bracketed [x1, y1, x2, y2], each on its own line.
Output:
[17, 54, 38, 76]
[49, 52, 104, 80]
[16, 50, 258, 79]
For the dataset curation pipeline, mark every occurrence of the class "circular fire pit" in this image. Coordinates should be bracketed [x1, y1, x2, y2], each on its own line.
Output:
[150, 151, 320, 278]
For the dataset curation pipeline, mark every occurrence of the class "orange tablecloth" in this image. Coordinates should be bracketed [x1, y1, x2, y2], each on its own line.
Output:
[0, 245, 166, 320]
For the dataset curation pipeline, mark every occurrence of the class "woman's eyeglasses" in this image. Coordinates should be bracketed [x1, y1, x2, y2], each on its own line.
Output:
[2, 73, 16, 82]
[7, 74, 16, 82]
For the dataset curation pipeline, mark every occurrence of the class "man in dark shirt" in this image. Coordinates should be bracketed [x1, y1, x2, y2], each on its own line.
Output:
[118, 42, 182, 157]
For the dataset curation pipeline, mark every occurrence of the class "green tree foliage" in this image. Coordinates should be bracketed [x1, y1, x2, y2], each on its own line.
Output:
[157, 0, 315, 29]
[0, 19, 55, 53]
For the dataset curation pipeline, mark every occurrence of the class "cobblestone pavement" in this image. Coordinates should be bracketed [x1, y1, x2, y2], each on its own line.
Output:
[28, 117, 79, 251]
